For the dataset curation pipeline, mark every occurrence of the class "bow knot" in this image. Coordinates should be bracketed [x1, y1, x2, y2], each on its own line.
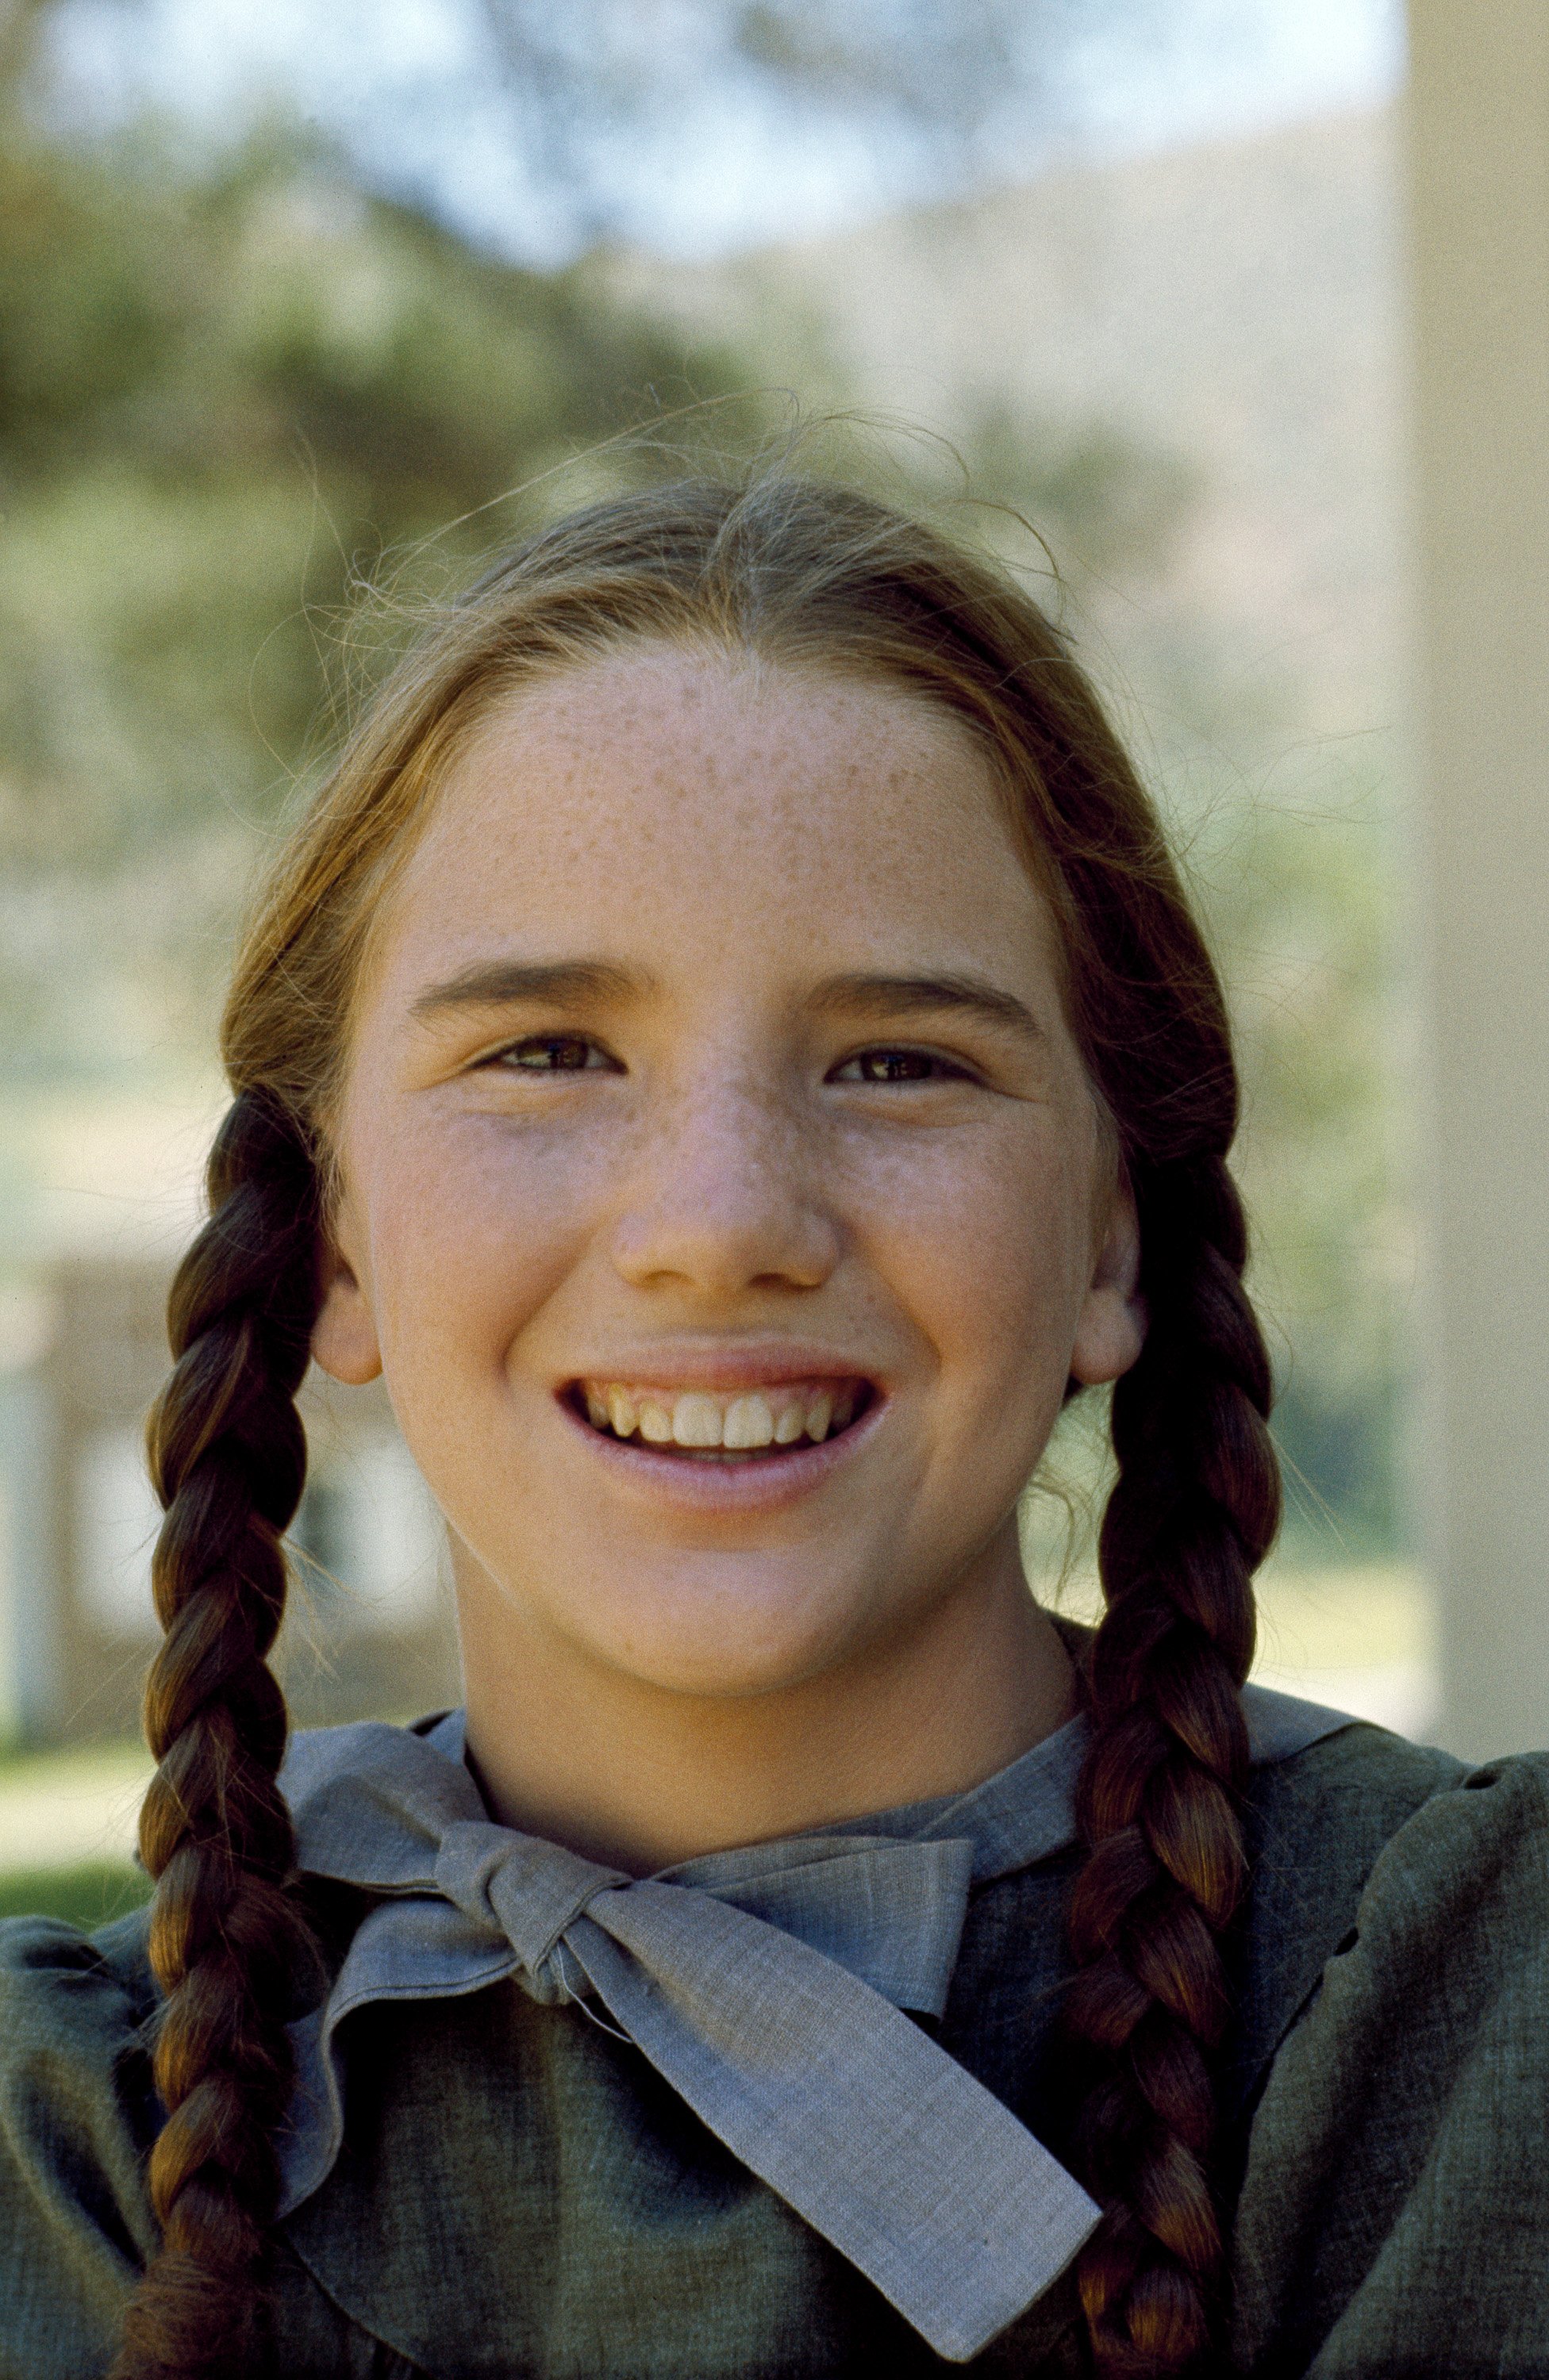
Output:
[279, 1716, 1101, 2363]
[432, 1819, 627, 1999]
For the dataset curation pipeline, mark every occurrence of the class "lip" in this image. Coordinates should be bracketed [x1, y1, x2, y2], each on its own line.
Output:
[560, 1342, 881, 1395]
[554, 1376, 888, 1512]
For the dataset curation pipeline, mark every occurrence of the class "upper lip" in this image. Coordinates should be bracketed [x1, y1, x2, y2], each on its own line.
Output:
[561, 1343, 882, 1394]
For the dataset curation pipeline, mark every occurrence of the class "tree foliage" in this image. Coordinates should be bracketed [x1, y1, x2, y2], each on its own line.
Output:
[0, 83, 751, 1064]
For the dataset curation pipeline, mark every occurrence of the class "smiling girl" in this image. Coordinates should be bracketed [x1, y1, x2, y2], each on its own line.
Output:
[4, 472, 1548, 2380]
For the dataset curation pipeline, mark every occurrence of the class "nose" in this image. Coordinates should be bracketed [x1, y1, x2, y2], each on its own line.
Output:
[608, 1073, 842, 1301]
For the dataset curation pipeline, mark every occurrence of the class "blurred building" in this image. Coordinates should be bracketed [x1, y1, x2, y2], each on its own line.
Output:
[0, 1260, 459, 1746]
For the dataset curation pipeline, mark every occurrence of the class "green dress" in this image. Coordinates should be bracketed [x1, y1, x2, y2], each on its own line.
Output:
[2, 1714, 1547, 2378]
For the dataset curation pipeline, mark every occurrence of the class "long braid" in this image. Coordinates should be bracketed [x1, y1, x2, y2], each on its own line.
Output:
[112, 1090, 323, 2378]
[1066, 1154, 1280, 2374]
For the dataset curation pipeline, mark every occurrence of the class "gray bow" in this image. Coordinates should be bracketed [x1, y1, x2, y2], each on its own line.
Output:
[279, 1718, 1101, 2363]
[279, 1683, 1352, 2361]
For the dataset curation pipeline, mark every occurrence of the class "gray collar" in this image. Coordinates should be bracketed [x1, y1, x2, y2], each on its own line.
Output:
[279, 1683, 1351, 2364]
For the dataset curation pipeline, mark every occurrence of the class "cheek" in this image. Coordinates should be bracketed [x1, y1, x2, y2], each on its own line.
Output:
[349, 1108, 597, 1395]
[849, 1118, 1095, 1399]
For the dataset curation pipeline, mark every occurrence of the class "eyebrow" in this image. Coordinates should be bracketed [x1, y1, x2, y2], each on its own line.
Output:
[409, 957, 1045, 1045]
[409, 958, 648, 1019]
[809, 971, 1047, 1043]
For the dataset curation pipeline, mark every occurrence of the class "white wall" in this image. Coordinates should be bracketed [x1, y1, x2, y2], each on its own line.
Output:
[1408, 0, 1549, 1755]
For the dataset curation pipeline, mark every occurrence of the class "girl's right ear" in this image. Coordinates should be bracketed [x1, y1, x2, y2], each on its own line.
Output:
[311, 1246, 383, 1384]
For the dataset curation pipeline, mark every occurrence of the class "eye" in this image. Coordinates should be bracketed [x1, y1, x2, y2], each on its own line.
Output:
[829, 1047, 973, 1084]
[486, 1033, 618, 1074]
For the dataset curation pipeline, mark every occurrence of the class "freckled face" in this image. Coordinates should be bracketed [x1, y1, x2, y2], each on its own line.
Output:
[316, 647, 1141, 1697]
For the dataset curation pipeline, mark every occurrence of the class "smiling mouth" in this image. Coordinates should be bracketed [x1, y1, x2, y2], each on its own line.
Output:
[567, 1378, 874, 1461]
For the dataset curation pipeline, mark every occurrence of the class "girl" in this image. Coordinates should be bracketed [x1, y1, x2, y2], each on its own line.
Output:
[3, 469, 1547, 2380]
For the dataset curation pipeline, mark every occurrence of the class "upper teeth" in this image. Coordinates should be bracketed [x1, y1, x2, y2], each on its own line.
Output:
[581, 1382, 859, 1449]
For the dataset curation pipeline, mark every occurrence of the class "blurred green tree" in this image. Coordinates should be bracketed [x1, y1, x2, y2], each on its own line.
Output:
[0, 26, 755, 1067]
[0, 0, 1405, 1559]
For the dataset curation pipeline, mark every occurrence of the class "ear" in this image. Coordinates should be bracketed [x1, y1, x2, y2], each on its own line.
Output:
[1069, 1178, 1146, 1388]
[311, 1241, 382, 1385]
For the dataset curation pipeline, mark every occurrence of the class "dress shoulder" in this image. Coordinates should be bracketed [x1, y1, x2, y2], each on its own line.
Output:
[0, 1906, 160, 2378]
[1232, 1718, 1466, 2109]
[1234, 1746, 1549, 2375]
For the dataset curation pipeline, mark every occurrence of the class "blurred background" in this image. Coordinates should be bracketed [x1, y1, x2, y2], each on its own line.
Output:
[0, 0, 1495, 1920]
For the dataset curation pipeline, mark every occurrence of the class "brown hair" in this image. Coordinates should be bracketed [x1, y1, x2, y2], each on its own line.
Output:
[117, 467, 1278, 2376]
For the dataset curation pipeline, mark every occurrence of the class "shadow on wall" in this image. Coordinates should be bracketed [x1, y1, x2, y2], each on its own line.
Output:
[0, 1260, 461, 1747]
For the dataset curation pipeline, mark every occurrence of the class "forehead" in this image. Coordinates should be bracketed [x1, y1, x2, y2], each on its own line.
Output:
[377, 645, 1055, 989]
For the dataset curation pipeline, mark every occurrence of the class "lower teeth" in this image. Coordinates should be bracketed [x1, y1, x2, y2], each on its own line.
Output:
[609, 1434, 812, 1457]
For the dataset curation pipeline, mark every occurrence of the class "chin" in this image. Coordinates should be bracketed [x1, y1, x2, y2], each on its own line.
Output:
[585, 1622, 848, 1701]
[452, 1527, 894, 1700]
[573, 1566, 869, 1701]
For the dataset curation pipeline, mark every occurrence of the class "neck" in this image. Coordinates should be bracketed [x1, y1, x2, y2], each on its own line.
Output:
[453, 1531, 1077, 1872]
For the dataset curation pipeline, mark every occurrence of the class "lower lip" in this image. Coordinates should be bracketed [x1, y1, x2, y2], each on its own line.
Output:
[554, 1395, 886, 1511]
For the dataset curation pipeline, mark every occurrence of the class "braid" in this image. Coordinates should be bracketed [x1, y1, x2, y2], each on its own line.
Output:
[1065, 1154, 1280, 2375]
[112, 1090, 323, 2379]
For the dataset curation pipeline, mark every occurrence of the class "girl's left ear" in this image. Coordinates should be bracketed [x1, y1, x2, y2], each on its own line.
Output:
[1069, 1180, 1146, 1388]
[311, 1244, 383, 1385]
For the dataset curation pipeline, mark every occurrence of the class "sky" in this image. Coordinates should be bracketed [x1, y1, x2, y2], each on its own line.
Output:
[48, 0, 1405, 264]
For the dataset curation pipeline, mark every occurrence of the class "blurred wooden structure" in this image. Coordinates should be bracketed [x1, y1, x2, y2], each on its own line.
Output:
[0, 1260, 460, 1746]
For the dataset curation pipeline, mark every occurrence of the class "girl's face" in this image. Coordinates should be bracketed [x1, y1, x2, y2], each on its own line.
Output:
[315, 647, 1142, 1700]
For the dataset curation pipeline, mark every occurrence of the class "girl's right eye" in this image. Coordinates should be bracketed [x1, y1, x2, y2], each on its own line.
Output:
[484, 1034, 618, 1074]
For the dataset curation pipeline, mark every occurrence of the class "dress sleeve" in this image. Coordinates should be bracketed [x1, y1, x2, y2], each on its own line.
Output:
[1232, 1749, 1549, 2377]
[0, 1911, 160, 2380]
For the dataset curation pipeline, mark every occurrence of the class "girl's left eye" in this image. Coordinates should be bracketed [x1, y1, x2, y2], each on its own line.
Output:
[486, 1034, 617, 1073]
[829, 1048, 972, 1084]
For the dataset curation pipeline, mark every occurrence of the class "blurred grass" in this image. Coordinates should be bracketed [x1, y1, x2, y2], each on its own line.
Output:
[0, 1860, 150, 1929]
